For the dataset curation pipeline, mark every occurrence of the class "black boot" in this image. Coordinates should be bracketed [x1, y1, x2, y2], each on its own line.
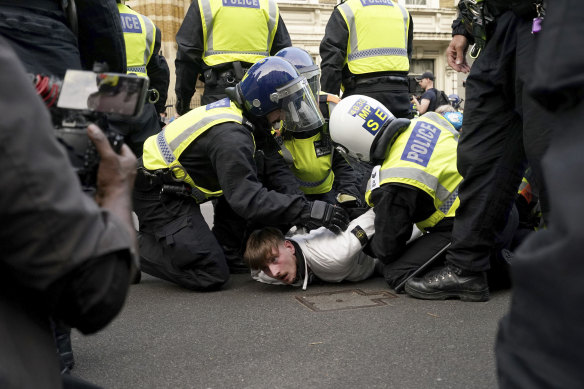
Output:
[404, 264, 489, 302]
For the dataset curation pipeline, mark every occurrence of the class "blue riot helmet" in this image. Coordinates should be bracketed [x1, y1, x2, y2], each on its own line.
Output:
[275, 47, 321, 98]
[443, 111, 463, 131]
[448, 94, 462, 110]
[234, 57, 324, 132]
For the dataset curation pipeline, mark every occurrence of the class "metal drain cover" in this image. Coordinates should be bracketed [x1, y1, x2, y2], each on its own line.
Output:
[295, 289, 397, 312]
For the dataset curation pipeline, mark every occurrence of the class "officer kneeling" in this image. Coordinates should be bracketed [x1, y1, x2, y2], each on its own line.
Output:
[329, 95, 471, 296]
[134, 57, 350, 291]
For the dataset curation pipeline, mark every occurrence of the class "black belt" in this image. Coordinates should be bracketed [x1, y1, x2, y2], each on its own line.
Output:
[344, 75, 409, 90]
[0, 0, 62, 11]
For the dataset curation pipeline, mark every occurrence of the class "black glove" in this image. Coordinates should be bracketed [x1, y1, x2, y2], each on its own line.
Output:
[175, 98, 191, 116]
[301, 200, 350, 234]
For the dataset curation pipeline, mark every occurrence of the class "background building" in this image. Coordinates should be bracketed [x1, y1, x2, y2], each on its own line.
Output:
[126, 0, 463, 115]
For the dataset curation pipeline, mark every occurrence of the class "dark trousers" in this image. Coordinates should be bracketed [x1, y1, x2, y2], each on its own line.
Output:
[496, 100, 584, 388]
[446, 12, 553, 272]
[134, 195, 229, 291]
[383, 229, 452, 289]
[343, 83, 411, 119]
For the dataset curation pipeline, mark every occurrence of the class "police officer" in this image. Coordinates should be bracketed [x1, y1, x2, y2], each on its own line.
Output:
[275, 47, 363, 207]
[0, 38, 137, 388]
[319, 0, 413, 119]
[329, 94, 468, 292]
[134, 57, 350, 291]
[174, 0, 292, 114]
[114, 0, 170, 157]
[0, 0, 126, 77]
[404, 0, 553, 302]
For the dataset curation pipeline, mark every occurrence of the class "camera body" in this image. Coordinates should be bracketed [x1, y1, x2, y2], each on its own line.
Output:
[35, 70, 148, 192]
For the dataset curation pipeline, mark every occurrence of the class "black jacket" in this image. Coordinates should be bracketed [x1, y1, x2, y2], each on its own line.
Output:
[175, 0, 291, 106]
[319, 7, 414, 95]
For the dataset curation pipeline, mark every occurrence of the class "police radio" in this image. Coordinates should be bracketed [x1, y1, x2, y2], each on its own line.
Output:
[33, 69, 149, 193]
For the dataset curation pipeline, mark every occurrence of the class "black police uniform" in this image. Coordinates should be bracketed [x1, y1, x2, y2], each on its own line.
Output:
[174, 0, 292, 112]
[111, 25, 171, 157]
[319, 8, 414, 119]
[496, 0, 584, 386]
[0, 37, 134, 389]
[0, 0, 126, 76]
[445, 0, 554, 273]
[134, 120, 310, 291]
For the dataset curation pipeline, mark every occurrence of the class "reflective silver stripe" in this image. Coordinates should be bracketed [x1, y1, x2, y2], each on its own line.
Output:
[378, 167, 452, 202]
[396, 3, 409, 50]
[267, 0, 277, 50]
[205, 50, 268, 56]
[439, 187, 458, 214]
[169, 113, 242, 150]
[201, 0, 214, 52]
[128, 66, 147, 74]
[296, 169, 332, 188]
[141, 15, 155, 65]
[157, 131, 175, 164]
[423, 112, 460, 140]
[339, 2, 359, 56]
[348, 47, 408, 61]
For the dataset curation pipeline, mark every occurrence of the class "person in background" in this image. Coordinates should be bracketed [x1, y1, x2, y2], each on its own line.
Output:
[319, 0, 413, 119]
[114, 0, 170, 157]
[411, 71, 437, 115]
[174, 0, 291, 114]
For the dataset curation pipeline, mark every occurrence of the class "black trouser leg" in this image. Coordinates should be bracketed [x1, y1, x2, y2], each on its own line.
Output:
[139, 204, 230, 291]
[447, 12, 528, 272]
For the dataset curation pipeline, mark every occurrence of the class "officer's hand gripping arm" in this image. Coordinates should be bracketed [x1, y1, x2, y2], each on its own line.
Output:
[301, 200, 350, 234]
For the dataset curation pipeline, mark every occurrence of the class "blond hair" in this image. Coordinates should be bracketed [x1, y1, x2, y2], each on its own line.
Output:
[435, 104, 456, 114]
[244, 227, 286, 270]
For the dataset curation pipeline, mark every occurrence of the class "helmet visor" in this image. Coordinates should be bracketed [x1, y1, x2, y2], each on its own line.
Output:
[299, 65, 321, 98]
[271, 77, 324, 132]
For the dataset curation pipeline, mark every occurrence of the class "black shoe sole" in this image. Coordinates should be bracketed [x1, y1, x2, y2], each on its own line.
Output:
[404, 284, 489, 302]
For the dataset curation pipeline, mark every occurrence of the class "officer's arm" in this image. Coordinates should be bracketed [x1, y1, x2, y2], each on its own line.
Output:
[367, 185, 417, 264]
[147, 28, 170, 114]
[331, 151, 363, 204]
[407, 15, 414, 61]
[175, 1, 205, 114]
[207, 125, 307, 224]
[269, 15, 292, 54]
[319, 9, 348, 95]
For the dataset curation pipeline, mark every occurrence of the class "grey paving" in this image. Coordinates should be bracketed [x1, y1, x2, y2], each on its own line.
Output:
[71, 273, 510, 389]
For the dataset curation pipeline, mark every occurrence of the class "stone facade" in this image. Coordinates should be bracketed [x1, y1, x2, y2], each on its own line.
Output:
[126, 0, 462, 114]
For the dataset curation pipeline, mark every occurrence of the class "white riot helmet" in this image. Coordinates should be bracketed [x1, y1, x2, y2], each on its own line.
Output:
[329, 95, 394, 163]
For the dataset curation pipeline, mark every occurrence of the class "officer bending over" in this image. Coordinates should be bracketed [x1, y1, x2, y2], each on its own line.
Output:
[134, 57, 350, 291]
[330, 95, 515, 297]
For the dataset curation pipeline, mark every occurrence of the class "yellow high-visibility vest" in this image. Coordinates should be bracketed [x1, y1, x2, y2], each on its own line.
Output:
[199, 0, 279, 66]
[337, 0, 410, 82]
[117, 3, 156, 78]
[142, 98, 245, 201]
[365, 112, 461, 231]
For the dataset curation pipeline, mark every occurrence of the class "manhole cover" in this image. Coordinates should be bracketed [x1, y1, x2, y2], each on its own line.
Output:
[295, 289, 397, 312]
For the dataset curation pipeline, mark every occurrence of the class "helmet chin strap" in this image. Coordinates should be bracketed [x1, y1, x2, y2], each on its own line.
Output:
[369, 118, 411, 163]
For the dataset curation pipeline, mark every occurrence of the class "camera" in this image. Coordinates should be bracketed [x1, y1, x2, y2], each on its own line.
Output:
[34, 70, 149, 192]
